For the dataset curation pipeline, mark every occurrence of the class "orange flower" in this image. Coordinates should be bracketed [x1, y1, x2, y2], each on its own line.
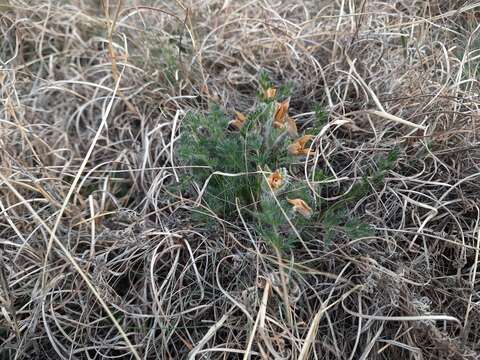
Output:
[288, 135, 315, 156]
[287, 198, 313, 218]
[267, 169, 283, 190]
[273, 99, 297, 137]
[228, 111, 247, 129]
[273, 99, 289, 128]
[263, 87, 277, 99]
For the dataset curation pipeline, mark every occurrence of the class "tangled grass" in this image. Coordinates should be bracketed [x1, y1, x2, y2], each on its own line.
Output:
[1, 0, 480, 359]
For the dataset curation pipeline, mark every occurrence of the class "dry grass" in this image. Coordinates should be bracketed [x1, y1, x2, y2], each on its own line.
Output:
[1, 0, 480, 359]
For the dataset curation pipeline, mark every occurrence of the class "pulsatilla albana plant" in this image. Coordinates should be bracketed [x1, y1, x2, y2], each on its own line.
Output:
[177, 77, 396, 249]
[177, 80, 318, 251]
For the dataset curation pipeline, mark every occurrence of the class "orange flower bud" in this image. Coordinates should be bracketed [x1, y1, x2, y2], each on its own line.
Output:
[263, 87, 277, 99]
[228, 111, 247, 129]
[267, 169, 283, 190]
[287, 135, 315, 156]
[297, 135, 313, 146]
[287, 198, 313, 218]
[273, 99, 289, 128]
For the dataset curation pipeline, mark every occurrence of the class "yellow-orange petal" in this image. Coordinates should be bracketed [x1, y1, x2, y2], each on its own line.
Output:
[288, 135, 314, 155]
[228, 111, 247, 129]
[287, 198, 313, 218]
[297, 134, 313, 147]
[267, 169, 283, 190]
[263, 87, 277, 99]
[235, 111, 246, 122]
[274, 99, 289, 125]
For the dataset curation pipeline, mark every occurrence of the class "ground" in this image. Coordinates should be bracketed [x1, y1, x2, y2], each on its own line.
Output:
[1, 0, 480, 359]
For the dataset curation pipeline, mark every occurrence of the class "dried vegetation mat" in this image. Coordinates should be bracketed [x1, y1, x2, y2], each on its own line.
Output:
[1, 0, 480, 359]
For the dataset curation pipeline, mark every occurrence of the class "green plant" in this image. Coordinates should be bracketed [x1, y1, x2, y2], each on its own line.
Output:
[177, 77, 317, 250]
[176, 75, 394, 249]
